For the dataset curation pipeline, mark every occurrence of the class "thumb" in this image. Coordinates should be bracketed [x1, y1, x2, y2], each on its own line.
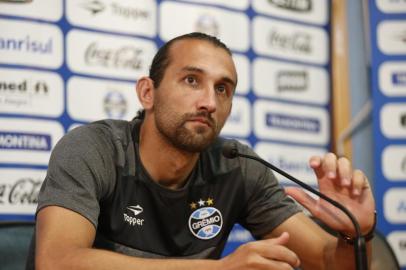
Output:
[285, 187, 318, 214]
[267, 231, 290, 246]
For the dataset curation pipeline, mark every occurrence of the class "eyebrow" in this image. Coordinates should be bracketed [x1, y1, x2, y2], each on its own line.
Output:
[181, 66, 238, 89]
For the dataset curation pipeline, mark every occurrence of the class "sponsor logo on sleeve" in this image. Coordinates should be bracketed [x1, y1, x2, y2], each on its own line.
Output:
[255, 142, 326, 185]
[382, 145, 406, 181]
[0, 19, 63, 69]
[253, 17, 328, 65]
[252, 0, 327, 25]
[0, 168, 46, 215]
[66, 0, 156, 37]
[67, 30, 156, 80]
[387, 231, 406, 267]
[377, 0, 406, 13]
[0, 0, 63, 21]
[380, 103, 406, 139]
[221, 96, 251, 137]
[378, 21, 406, 55]
[253, 58, 329, 105]
[0, 68, 63, 117]
[384, 188, 406, 224]
[159, 1, 249, 52]
[254, 100, 329, 145]
[188, 198, 223, 240]
[67, 76, 141, 122]
[0, 118, 64, 165]
[379, 62, 406, 97]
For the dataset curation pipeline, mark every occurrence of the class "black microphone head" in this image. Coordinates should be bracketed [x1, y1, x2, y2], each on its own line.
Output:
[222, 141, 239, 159]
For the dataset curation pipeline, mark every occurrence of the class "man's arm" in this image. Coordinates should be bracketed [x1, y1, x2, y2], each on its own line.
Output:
[266, 212, 372, 270]
[36, 206, 300, 270]
[269, 153, 375, 270]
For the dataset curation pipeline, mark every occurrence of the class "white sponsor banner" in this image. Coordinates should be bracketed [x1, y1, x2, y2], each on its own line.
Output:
[0, 19, 63, 69]
[0, 68, 64, 117]
[0, 118, 64, 165]
[379, 61, 406, 97]
[233, 54, 250, 95]
[67, 76, 142, 122]
[377, 20, 406, 55]
[380, 103, 406, 139]
[382, 145, 406, 181]
[159, 1, 250, 52]
[221, 96, 251, 137]
[387, 231, 406, 267]
[252, 0, 328, 25]
[253, 16, 329, 65]
[67, 29, 156, 80]
[253, 58, 329, 105]
[253, 100, 330, 145]
[376, 0, 406, 13]
[384, 188, 406, 224]
[179, 0, 249, 10]
[66, 0, 157, 37]
[0, 0, 63, 21]
[0, 168, 45, 215]
[255, 142, 327, 185]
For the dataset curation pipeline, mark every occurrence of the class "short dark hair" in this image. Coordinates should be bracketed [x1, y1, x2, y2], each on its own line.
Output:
[149, 32, 232, 88]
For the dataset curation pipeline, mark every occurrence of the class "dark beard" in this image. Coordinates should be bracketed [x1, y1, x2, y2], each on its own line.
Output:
[155, 111, 218, 153]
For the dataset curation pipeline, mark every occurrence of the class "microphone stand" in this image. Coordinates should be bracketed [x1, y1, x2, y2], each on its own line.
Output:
[235, 152, 368, 270]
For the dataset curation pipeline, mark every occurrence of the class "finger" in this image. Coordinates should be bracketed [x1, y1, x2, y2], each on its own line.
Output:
[260, 235, 300, 268]
[265, 231, 290, 246]
[321, 153, 338, 180]
[351, 169, 367, 197]
[337, 157, 352, 187]
[285, 187, 318, 215]
[309, 156, 323, 178]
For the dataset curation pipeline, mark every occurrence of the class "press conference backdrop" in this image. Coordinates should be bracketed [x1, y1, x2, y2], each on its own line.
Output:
[369, 0, 406, 268]
[0, 0, 331, 255]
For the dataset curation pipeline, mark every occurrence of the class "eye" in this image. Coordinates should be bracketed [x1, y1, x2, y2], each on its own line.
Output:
[216, 84, 227, 94]
[184, 75, 197, 85]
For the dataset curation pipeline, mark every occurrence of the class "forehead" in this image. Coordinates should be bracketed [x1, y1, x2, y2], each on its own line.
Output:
[166, 39, 237, 82]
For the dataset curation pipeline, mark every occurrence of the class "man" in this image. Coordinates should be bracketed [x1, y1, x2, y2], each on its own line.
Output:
[30, 32, 375, 270]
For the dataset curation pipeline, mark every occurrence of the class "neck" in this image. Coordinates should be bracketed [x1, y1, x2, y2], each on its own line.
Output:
[138, 118, 199, 190]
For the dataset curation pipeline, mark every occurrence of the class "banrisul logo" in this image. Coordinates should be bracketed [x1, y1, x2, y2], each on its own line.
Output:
[189, 200, 222, 240]
[0, 132, 51, 151]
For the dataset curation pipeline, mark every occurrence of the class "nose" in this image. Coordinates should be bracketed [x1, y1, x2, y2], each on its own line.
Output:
[197, 86, 217, 113]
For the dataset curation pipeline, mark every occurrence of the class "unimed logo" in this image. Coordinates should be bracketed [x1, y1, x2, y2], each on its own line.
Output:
[266, 113, 320, 133]
[0, 132, 51, 151]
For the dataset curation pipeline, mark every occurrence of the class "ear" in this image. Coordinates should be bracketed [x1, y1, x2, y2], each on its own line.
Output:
[136, 77, 155, 110]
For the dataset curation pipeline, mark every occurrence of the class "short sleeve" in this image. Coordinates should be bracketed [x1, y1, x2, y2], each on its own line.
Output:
[237, 145, 301, 238]
[36, 124, 117, 228]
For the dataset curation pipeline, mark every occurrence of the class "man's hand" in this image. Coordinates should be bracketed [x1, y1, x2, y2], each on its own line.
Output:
[285, 153, 376, 236]
[219, 232, 300, 270]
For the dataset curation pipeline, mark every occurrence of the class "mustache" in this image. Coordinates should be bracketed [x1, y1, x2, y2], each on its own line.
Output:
[184, 111, 216, 127]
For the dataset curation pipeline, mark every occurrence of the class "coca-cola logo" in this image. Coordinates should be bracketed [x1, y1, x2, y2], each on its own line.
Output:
[269, 29, 312, 54]
[0, 178, 41, 205]
[85, 42, 143, 70]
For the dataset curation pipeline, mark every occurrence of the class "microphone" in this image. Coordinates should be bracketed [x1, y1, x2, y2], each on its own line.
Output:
[222, 141, 368, 270]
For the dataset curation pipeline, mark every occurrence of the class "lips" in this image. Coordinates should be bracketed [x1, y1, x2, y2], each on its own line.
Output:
[189, 117, 211, 127]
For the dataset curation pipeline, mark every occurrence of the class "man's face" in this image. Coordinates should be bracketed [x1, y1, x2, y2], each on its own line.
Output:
[152, 39, 237, 153]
